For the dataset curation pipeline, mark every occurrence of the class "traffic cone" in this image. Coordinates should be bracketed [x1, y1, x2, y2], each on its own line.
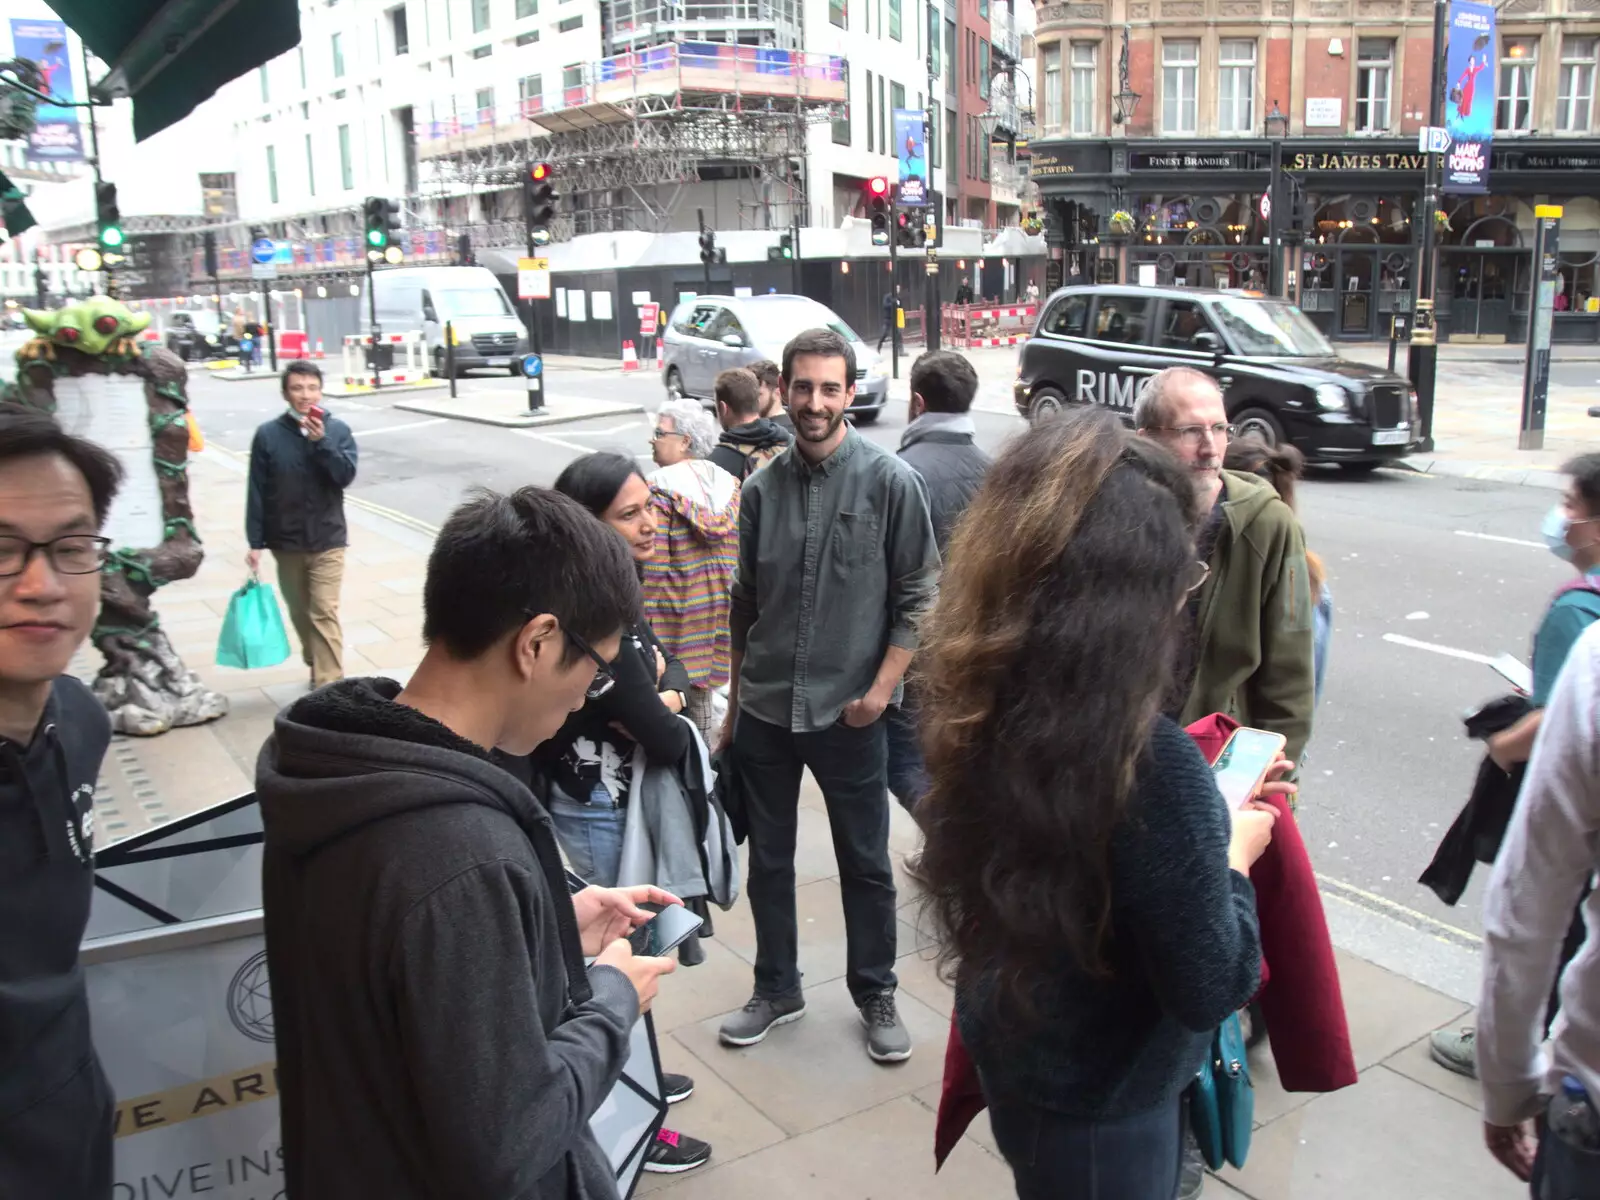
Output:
[621, 340, 640, 372]
[313, 340, 326, 359]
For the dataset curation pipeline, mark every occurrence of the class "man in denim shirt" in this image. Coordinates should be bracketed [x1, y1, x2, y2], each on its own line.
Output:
[715, 327, 939, 1064]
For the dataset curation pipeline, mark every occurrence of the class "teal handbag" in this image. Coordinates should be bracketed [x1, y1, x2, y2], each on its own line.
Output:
[216, 577, 292, 669]
[1189, 1010, 1254, 1170]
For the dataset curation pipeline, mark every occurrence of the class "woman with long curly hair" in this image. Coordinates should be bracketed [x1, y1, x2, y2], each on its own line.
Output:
[910, 409, 1282, 1199]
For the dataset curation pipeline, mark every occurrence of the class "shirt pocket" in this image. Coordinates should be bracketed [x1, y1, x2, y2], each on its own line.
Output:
[831, 510, 879, 570]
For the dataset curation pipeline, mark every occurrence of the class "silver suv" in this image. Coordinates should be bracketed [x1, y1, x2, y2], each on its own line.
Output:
[661, 293, 890, 423]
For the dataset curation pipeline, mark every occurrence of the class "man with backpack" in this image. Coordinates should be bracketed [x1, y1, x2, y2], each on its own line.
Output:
[1431, 451, 1600, 1081]
[709, 367, 792, 482]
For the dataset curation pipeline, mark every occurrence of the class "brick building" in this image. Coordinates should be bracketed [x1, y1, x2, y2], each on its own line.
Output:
[1027, 0, 1600, 343]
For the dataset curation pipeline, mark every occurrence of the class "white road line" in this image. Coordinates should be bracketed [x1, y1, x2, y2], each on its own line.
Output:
[1454, 530, 1544, 549]
[560, 420, 648, 435]
[1382, 632, 1497, 666]
[353, 418, 448, 436]
[514, 429, 598, 454]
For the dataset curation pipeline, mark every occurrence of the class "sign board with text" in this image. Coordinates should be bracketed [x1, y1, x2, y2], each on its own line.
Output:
[1304, 98, 1342, 128]
[518, 256, 552, 300]
[1442, 0, 1496, 194]
[638, 303, 660, 338]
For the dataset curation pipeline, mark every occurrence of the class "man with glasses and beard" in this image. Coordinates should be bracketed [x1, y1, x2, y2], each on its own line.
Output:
[714, 327, 940, 1065]
[1136, 366, 1314, 1200]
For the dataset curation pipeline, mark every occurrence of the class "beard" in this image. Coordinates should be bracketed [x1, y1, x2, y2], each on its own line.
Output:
[793, 408, 846, 444]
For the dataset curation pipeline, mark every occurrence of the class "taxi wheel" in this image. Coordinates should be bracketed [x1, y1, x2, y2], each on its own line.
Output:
[665, 368, 687, 404]
[1234, 407, 1285, 448]
[1029, 387, 1066, 422]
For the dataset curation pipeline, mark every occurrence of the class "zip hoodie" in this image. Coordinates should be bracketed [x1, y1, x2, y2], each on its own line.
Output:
[0, 675, 113, 1200]
[1178, 469, 1316, 764]
[256, 677, 639, 1200]
[707, 417, 793, 481]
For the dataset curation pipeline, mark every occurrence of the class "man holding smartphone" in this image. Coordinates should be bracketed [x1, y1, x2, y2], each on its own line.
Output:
[246, 361, 357, 688]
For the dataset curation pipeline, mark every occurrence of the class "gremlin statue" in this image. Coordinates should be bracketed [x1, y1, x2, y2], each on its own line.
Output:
[6, 296, 228, 736]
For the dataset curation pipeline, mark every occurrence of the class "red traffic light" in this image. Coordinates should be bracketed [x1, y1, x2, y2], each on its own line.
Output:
[867, 176, 888, 196]
[530, 162, 551, 181]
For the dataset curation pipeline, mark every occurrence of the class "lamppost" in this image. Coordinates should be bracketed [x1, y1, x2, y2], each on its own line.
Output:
[1264, 101, 1289, 296]
[1409, 0, 1449, 453]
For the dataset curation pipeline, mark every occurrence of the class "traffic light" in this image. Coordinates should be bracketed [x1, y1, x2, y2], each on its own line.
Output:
[524, 162, 556, 246]
[364, 196, 401, 253]
[699, 226, 717, 266]
[895, 208, 924, 249]
[95, 181, 122, 250]
[202, 231, 218, 277]
[778, 230, 793, 259]
[867, 176, 889, 247]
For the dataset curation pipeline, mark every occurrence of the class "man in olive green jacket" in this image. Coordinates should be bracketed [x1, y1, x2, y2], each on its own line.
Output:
[1136, 368, 1316, 764]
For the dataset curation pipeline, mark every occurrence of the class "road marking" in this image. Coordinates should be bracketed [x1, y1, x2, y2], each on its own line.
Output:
[1315, 873, 1480, 949]
[1454, 530, 1544, 549]
[514, 429, 600, 454]
[560, 420, 648, 435]
[1382, 632, 1497, 666]
[346, 495, 440, 536]
[354, 418, 448, 437]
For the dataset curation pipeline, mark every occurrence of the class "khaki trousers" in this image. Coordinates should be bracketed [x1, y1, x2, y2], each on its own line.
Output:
[274, 548, 346, 686]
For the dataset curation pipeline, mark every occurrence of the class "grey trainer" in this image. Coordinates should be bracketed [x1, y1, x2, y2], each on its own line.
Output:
[718, 991, 806, 1047]
[1429, 1026, 1478, 1079]
[860, 991, 913, 1063]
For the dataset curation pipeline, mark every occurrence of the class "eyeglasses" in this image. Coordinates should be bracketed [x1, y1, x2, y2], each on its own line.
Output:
[0, 535, 110, 579]
[651, 427, 687, 442]
[1184, 560, 1212, 595]
[1153, 423, 1236, 447]
[565, 628, 616, 699]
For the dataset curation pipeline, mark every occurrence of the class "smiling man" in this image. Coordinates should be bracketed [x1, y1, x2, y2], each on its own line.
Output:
[0, 406, 123, 1200]
[716, 327, 939, 1064]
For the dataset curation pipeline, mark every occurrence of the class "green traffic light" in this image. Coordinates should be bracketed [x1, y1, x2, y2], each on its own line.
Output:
[366, 228, 385, 248]
[99, 225, 124, 249]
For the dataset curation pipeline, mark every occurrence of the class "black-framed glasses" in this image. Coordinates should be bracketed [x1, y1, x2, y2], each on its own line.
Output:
[565, 629, 616, 699]
[0, 535, 111, 578]
[1184, 560, 1212, 595]
[1153, 423, 1236, 447]
[651, 426, 688, 442]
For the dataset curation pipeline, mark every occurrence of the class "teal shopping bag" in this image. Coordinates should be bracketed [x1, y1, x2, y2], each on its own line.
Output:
[216, 578, 292, 669]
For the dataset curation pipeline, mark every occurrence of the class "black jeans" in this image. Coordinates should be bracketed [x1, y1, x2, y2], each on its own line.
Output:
[1532, 1105, 1600, 1199]
[735, 711, 898, 1004]
[884, 701, 928, 819]
[987, 1094, 1183, 1200]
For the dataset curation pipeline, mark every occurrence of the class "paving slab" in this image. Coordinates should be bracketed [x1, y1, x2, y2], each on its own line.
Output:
[394, 390, 646, 428]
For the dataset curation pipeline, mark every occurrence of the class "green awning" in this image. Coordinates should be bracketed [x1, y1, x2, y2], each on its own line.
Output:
[48, 0, 301, 142]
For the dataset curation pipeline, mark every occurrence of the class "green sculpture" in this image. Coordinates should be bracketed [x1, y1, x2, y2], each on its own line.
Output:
[9, 296, 228, 736]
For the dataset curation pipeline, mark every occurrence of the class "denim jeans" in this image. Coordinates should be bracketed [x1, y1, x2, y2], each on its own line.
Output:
[987, 1093, 1183, 1200]
[734, 711, 897, 1004]
[548, 783, 625, 887]
[1533, 1099, 1600, 1199]
[884, 702, 928, 819]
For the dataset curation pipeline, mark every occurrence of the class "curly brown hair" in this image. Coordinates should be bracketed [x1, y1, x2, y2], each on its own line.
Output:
[909, 408, 1201, 1022]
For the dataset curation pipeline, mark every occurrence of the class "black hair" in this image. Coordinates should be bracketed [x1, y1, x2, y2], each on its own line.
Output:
[280, 360, 323, 395]
[715, 367, 762, 418]
[1565, 452, 1600, 516]
[748, 359, 781, 389]
[422, 486, 640, 660]
[0, 404, 124, 527]
[909, 350, 979, 414]
[552, 452, 646, 518]
[781, 326, 856, 389]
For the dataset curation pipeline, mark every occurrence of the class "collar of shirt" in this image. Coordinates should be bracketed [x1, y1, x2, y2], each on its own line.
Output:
[790, 425, 860, 479]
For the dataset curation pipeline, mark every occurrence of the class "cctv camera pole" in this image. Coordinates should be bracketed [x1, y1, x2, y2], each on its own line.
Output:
[1408, 0, 1448, 452]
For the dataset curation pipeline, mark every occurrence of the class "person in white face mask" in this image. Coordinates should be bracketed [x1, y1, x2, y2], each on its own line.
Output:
[1429, 452, 1600, 1084]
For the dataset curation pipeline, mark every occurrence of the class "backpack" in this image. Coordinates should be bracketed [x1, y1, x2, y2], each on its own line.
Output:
[729, 440, 784, 481]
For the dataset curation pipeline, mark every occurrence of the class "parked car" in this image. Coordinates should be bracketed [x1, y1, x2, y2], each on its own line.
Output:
[661, 293, 890, 423]
[164, 310, 235, 361]
[362, 265, 528, 377]
[1014, 285, 1419, 471]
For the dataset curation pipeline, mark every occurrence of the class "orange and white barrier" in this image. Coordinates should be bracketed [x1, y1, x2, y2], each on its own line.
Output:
[343, 330, 427, 386]
[940, 302, 1038, 349]
[621, 340, 640, 372]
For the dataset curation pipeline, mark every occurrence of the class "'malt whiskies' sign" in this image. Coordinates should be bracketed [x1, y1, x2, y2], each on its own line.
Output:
[1287, 151, 1429, 172]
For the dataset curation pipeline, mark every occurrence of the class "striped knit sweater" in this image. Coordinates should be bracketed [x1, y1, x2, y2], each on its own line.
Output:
[642, 460, 741, 689]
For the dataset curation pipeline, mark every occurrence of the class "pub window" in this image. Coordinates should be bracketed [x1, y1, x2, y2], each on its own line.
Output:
[1355, 39, 1393, 132]
[1558, 37, 1597, 132]
[834, 64, 851, 144]
[1497, 38, 1538, 133]
[1070, 43, 1096, 134]
[1036, 44, 1062, 130]
[1218, 39, 1256, 135]
[1162, 40, 1199, 136]
[980, 40, 991, 100]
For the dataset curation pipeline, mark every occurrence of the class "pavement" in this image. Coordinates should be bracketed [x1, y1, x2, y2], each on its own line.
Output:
[80, 440, 1529, 1199]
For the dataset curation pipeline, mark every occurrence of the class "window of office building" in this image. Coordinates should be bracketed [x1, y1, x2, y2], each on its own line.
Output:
[558, 15, 582, 31]
[338, 124, 354, 190]
[1162, 40, 1198, 135]
[475, 87, 494, 121]
[866, 68, 875, 151]
[472, 0, 491, 33]
[830, 0, 846, 28]
[834, 66, 851, 144]
[1558, 37, 1597, 131]
[332, 32, 345, 78]
[516, 0, 538, 15]
[1498, 38, 1537, 132]
[519, 73, 543, 115]
[929, 102, 940, 166]
[471, 44, 492, 57]
[298, 45, 306, 88]
[266, 145, 278, 204]
[516, 29, 540, 45]
[259, 66, 270, 104]
[891, 81, 905, 114]
[928, 7, 940, 74]
[390, 5, 409, 54]
[1218, 39, 1256, 134]
[889, 0, 900, 40]
[980, 40, 991, 98]
[305, 133, 315, 196]
[879, 74, 887, 150]
[1071, 42, 1095, 134]
[1355, 38, 1393, 132]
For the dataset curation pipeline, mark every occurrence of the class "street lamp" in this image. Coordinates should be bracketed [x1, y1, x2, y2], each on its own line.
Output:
[1265, 100, 1289, 296]
[1112, 26, 1141, 126]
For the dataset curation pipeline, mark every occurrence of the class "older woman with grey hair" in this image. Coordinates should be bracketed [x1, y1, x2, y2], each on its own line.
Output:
[643, 398, 741, 741]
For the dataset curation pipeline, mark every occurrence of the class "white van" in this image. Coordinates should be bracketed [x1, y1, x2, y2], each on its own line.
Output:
[363, 265, 528, 376]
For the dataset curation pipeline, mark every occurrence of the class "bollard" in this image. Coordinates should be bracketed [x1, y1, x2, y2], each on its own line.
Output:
[1387, 314, 1408, 375]
[445, 321, 457, 399]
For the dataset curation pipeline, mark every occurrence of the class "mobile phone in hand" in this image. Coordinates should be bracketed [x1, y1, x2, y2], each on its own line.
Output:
[627, 902, 703, 957]
[306, 403, 327, 422]
[1212, 727, 1288, 810]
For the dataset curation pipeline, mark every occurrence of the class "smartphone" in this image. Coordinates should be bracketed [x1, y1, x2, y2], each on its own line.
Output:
[306, 403, 327, 422]
[1489, 653, 1533, 696]
[1211, 727, 1288, 811]
[627, 902, 704, 958]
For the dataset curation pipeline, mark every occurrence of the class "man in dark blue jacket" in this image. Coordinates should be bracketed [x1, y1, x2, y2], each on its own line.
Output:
[246, 361, 358, 687]
[0, 406, 123, 1199]
[888, 351, 990, 817]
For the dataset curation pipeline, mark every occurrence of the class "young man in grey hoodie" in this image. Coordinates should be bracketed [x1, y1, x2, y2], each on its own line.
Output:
[256, 486, 682, 1200]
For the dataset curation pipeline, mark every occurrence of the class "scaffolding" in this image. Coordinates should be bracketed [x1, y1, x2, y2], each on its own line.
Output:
[419, 43, 845, 242]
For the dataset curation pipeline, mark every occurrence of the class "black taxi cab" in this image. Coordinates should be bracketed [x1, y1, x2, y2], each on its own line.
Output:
[1014, 285, 1419, 471]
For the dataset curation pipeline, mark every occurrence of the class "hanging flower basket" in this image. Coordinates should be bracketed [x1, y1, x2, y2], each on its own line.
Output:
[1108, 210, 1137, 237]
[1433, 210, 1452, 233]
[1021, 214, 1044, 236]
